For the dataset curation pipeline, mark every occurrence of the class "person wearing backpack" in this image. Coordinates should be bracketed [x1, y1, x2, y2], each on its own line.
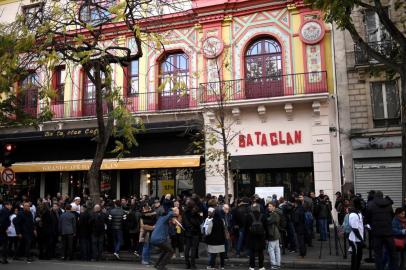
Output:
[265, 202, 281, 270]
[245, 203, 266, 270]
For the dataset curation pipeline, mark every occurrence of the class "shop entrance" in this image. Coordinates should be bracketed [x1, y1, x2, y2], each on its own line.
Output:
[235, 168, 314, 199]
[149, 168, 194, 198]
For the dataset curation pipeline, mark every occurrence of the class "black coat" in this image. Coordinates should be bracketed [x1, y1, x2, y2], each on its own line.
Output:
[232, 203, 250, 228]
[366, 196, 394, 237]
[89, 212, 107, 236]
[50, 210, 60, 237]
[109, 207, 125, 230]
[293, 205, 306, 234]
[205, 214, 225, 246]
[0, 207, 11, 232]
[14, 211, 35, 239]
[182, 209, 202, 237]
[78, 210, 92, 238]
[245, 211, 266, 250]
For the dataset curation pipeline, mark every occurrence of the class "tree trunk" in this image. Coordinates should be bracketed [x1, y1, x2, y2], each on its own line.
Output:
[221, 124, 230, 204]
[86, 65, 114, 205]
[401, 71, 406, 203]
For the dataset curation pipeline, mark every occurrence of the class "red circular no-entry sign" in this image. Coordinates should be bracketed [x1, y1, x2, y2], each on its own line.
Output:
[1, 168, 15, 185]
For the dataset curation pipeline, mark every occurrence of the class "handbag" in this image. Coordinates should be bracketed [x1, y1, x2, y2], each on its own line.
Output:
[394, 238, 405, 251]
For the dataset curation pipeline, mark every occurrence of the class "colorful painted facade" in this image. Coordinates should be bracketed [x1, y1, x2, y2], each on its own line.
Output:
[0, 0, 340, 202]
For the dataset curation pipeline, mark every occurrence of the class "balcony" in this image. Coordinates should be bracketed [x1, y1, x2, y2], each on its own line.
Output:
[199, 71, 328, 103]
[354, 40, 398, 66]
[24, 91, 198, 120]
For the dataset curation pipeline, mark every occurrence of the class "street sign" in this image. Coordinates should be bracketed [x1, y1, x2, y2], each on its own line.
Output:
[1, 168, 15, 185]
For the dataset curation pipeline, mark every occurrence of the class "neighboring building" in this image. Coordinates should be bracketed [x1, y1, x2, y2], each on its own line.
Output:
[333, 2, 403, 206]
[0, 0, 339, 202]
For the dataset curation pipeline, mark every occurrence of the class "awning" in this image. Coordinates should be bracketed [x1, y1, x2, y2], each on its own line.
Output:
[3, 155, 201, 173]
[230, 152, 313, 170]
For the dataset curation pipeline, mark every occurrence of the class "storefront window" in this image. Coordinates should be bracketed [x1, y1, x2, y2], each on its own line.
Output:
[235, 169, 314, 200]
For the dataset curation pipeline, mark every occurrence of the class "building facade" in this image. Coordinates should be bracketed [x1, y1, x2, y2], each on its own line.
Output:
[333, 2, 404, 206]
[0, 0, 340, 202]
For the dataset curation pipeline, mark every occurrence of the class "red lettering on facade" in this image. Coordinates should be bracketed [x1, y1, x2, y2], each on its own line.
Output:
[295, 130, 302, 144]
[286, 132, 294, 145]
[246, 134, 253, 146]
[270, 133, 278, 145]
[278, 131, 286, 144]
[255, 132, 261, 145]
[261, 133, 268, 146]
[239, 134, 246, 148]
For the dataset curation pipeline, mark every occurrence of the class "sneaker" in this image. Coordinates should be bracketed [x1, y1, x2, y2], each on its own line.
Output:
[289, 250, 296, 253]
[113, 253, 120, 260]
[142, 261, 150, 265]
[249, 268, 255, 270]
[259, 268, 266, 270]
[133, 251, 140, 257]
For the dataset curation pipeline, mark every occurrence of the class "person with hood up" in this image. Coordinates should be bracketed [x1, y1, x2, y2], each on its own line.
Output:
[366, 190, 398, 270]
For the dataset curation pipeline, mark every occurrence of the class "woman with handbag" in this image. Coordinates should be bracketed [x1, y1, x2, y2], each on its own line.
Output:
[392, 208, 406, 270]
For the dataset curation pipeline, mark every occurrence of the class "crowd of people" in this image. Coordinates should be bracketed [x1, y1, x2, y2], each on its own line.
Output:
[0, 189, 404, 270]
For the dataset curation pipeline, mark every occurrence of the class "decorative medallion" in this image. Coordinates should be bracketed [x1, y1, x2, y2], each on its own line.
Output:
[201, 36, 224, 59]
[299, 19, 325, 45]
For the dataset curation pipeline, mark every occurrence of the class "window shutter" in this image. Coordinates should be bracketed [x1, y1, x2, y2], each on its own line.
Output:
[371, 82, 384, 119]
[365, 10, 378, 43]
[385, 81, 400, 119]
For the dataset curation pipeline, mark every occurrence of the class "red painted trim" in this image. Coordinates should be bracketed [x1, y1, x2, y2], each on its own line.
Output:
[299, 19, 325, 45]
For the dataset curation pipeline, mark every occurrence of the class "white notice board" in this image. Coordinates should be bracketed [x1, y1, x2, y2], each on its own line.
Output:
[255, 187, 284, 202]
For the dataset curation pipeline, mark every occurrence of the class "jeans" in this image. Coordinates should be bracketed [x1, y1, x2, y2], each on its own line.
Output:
[154, 241, 174, 270]
[1, 232, 8, 261]
[318, 219, 328, 241]
[209, 252, 225, 268]
[287, 221, 297, 251]
[112, 229, 123, 254]
[297, 233, 306, 257]
[91, 234, 104, 260]
[236, 228, 245, 255]
[249, 249, 264, 268]
[142, 240, 151, 263]
[62, 234, 73, 260]
[184, 235, 199, 266]
[374, 236, 398, 270]
[80, 237, 91, 260]
[349, 241, 363, 270]
[267, 240, 281, 267]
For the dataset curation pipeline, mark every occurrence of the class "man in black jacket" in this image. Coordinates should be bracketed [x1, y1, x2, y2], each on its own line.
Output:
[232, 197, 250, 257]
[366, 191, 397, 270]
[14, 202, 36, 262]
[0, 202, 12, 264]
[89, 204, 106, 261]
[109, 200, 126, 259]
[182, 199, 202, 269]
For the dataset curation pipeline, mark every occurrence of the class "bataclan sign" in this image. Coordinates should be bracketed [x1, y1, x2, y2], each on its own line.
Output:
[239, 130, 302, 148]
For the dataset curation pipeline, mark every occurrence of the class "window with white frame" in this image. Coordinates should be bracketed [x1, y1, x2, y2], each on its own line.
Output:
[365, 9, 389, 43]
[370, 81, 400, 127]
[22, 3, 43, 30]
[127, 60, 139, 96]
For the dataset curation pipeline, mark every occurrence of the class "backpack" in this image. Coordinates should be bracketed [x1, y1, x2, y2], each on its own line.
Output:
[342, 213, 352, 234]
[249, 213, 265, 236]
[304, 211, 314, 226]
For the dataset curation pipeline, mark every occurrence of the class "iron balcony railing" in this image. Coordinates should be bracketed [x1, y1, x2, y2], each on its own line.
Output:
[28, 90, 198, 119]
[199, 71, 328, 103]
[21, 71, 328, 120]
[354, 40, 398, 65]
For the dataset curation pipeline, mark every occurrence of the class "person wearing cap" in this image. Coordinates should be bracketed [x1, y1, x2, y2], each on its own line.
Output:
[70, 197, 81, 216]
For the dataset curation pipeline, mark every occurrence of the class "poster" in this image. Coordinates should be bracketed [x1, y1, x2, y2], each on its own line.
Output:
[161, 180, 174, 195]
[255, 186, 284, 202]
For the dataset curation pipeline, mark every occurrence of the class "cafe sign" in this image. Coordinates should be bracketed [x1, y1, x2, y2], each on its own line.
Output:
[43, 128, 99, 138]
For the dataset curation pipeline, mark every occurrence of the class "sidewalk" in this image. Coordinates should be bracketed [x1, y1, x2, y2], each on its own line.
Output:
[105, 239, 376, 269]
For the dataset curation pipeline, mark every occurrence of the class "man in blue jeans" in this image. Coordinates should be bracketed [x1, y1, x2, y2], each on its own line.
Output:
[150, 207, 179, 270]
[108, 200, 126, 259]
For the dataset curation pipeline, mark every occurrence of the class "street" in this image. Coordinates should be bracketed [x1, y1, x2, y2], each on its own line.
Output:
[0, 260, 301, 270]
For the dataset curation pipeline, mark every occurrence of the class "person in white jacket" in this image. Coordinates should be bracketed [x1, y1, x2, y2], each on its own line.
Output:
[6, 208, 18, 259]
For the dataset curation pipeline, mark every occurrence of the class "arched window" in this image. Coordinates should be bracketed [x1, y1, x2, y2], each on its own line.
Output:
[159, 52, 189, 96]
[245, 38, 282, 79]
[244, 38, 283, 98]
